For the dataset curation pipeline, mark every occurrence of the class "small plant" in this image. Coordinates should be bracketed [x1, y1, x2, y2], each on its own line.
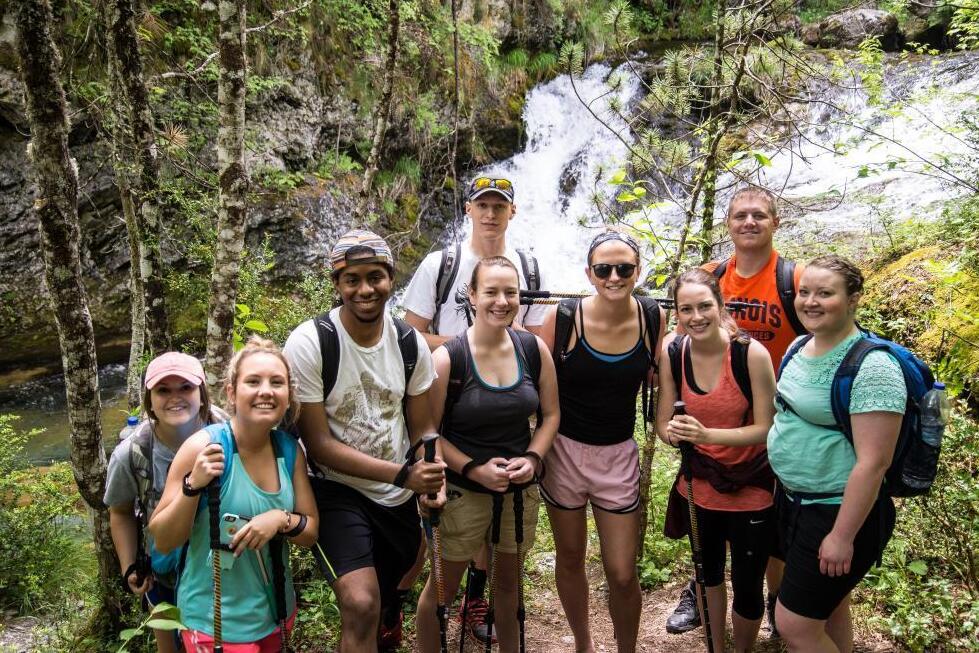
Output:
[117, 602, 186, 653]
[232, 303, 270, 351]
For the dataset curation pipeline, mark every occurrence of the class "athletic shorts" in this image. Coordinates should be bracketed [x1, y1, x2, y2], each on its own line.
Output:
[777, 491, 895, 620]
[676, 493, 774, 620]
[440, 483, 540, 562]
[310, 478, 421, 606]
[180, 610, 295, 652]
[539, 434, 640, 513]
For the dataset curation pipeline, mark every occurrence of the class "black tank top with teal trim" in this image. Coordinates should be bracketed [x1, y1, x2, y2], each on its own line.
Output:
[445, 330, 540, 492]
[557, 299, 650, 446]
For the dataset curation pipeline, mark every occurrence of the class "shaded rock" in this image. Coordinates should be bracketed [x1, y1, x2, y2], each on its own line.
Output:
[816, 9, 902, 51]
[801, 21, 821, 46]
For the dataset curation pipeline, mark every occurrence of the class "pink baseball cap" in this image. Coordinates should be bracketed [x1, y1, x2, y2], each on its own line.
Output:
[144, 352, 206, 389]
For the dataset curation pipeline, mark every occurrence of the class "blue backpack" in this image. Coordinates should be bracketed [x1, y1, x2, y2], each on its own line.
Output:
[778, 331, 937, 498]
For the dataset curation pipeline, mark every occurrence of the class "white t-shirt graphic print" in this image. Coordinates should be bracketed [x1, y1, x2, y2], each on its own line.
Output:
[283, 308, 435, 506]
[401, 244, 547, 337]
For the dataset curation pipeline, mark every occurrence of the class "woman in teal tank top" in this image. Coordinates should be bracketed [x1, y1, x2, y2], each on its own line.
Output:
[150, 337, 319, 650]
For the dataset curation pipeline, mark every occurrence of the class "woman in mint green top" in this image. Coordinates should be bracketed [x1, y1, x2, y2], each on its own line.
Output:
[768, 255, 905, 653]
[150, 337, 318, 649]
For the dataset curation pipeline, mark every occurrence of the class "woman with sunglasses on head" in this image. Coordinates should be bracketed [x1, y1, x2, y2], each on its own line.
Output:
[657, 268, 777, 653]
[104, 352, 227, 653]
[537, 231, 665, 653]
[415, 256, 559, 653]
[149, 337, 318, 652]
[770, 255, 904, 653]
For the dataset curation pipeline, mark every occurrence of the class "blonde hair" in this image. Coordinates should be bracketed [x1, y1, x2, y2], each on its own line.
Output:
[224, 336, 301, 425]
[807, 254, 864, 296]
[727, 186, 778, 220]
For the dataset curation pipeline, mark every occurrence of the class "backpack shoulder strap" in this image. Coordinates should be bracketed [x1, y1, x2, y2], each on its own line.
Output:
[271, 430, 299, 482]
[128, 424, 155, 524]
[393, 317, 419, 387]
[730, 337, 753, 412]
[314, 311, 341, 401]
[512, 329, 542, 388]
[442, 336, 469, 430]
[433, 244, 461, 333]
[711, 258, 730, 279]
[637, 296, 662, 366]
[778, 335, 812, 380]
[667, 335, 686, 390]
[776, 256, 807, 336]
[516, 249, 541, 292]
[553, 297, 580, 362]
[830, 336, 885, 444]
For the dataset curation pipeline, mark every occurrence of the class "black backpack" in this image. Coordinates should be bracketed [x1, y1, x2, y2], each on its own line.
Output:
[432, 245, 541, 332]
[442, 329, 542, 432]
[313, 311, 419, 402]
[553, 296, 662, 424]
[712, 255, 806, 337]
[667, 334, 754, 425]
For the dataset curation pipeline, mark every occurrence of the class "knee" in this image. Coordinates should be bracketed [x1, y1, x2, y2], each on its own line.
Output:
[775, 602, 819, 647]
[339, 588, 380, 627]
[555, 546, 587, 572]
[603, 563, 637, 594]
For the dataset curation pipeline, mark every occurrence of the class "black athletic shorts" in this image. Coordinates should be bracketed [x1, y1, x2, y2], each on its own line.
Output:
[777, 491, 895, 620]
[682, 495, 774, 621]
[311, 477, 421, 608]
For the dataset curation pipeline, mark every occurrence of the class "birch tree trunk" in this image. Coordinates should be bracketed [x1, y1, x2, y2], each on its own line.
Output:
[204, 0, 248, 397]
[360, 0, 400, 203]
[13, 0, 121, 634]
[106, 0, 171, 361]
[697, 0, 727, 264]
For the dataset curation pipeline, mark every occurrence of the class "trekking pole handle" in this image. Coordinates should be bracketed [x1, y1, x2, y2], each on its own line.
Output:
[422, 433, 439, 501]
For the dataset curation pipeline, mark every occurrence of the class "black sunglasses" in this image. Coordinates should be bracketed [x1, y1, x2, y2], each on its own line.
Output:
[590, 263, 637, 279]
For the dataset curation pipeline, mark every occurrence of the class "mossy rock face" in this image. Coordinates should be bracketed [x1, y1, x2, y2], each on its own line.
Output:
[863, 245, 979, 390]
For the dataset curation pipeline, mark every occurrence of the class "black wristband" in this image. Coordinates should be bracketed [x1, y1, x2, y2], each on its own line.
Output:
[461, 459, 480, 479]
[283, 512, 307, 538]
[393, 461, 412, 488]
[182, 471, 204, 497]
[522, 451, 545, 480]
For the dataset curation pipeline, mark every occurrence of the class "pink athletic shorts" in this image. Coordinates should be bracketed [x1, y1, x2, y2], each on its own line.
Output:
[539, 434, 640, 513]
[181, 611, 296, 653]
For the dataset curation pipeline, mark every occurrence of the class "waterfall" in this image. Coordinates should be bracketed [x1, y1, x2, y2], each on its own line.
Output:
[461, 52, 979, 289]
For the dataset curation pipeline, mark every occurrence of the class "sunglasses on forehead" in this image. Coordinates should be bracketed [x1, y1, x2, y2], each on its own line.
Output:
[590, 263, 637, 279]
[471, 177, 513, 193]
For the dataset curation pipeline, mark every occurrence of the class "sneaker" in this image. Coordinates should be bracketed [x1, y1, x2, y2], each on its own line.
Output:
[766, 593, 780, 638]
[665, 580, 702, 634]
[378, 611, 403, 651]
[455, 597, 498, 645]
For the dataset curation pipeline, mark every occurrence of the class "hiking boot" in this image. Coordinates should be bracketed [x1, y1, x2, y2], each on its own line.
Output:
[766, 593, 780, 638]
[455, 597, 497, 645]
[665, 580, 702, 634]
[378, 611, 403, 651]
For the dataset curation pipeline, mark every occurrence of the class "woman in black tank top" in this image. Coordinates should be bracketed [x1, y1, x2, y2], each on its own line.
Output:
[415, 256, 559, 653]
[538, 231, 665, 653]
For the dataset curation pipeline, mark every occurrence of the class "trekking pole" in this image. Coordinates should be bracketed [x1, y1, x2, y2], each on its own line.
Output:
[207, 479, 224, 653]
[519, 289, 761, 311]
[269, 538, 292, 652]
[485, 493, 504, 653]
[674, 401, 714, 653]
[423, 434, 448, 653]
[514, 487, 526, 653]
[458, 564, 474, 653]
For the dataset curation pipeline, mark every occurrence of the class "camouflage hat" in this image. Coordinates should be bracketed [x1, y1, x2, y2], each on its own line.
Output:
[330, 229, 395, 274]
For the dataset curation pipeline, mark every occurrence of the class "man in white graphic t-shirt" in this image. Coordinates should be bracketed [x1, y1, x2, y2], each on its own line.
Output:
[284, 229, 446, 652]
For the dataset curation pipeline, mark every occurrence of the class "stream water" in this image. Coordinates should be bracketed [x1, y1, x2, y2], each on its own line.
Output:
[3, 49, 978, 463]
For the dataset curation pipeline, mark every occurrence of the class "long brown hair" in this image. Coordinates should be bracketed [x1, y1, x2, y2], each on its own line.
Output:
[671, 268, 746, 342]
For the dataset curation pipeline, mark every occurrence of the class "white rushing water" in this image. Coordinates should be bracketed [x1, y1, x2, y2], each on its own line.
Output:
[460, 52, 979, 287]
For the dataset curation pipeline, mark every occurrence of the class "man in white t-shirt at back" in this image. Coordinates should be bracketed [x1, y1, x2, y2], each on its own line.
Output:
[397, 177, 547, 645]
[284, 229, 446, 652]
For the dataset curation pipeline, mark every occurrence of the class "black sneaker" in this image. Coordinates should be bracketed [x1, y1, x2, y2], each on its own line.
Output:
[766, 593, 780, 638]
[665, 580, 702, 634]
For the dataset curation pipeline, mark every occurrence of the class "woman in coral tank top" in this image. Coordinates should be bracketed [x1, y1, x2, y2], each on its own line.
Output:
[657, 268, 777, 653]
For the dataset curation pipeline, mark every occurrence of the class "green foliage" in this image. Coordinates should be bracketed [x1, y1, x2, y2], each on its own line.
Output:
[291, 548, 342, 648]
[950, 0, 979, 50]
[0, 416, 91, 613]
[117, 602, 186, 653]
[255, 167, 308, 193]
[315, 152, 363, 180]
[857, 37, 885, 106]
[232, 303, 270, 351]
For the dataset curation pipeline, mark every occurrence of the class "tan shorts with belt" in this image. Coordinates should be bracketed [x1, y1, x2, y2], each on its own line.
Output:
[439, 483, 540, 562]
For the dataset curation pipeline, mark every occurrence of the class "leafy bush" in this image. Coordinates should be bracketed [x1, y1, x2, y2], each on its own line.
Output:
[0, 415, 92, 613]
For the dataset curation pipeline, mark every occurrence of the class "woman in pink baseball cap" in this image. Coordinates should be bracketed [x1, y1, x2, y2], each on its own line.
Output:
[104, 351, 227, 653]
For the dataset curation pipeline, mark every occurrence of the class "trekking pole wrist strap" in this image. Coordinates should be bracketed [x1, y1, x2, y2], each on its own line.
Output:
[461, 459, 481, 479]
[182, 471, 205, 496]
[282, 512, 308, 538]
[521, 451, 545, 480]
[393, 461, 412, 488]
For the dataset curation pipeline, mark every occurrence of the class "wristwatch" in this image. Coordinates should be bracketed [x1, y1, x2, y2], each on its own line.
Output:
[182, 471, 204, 497]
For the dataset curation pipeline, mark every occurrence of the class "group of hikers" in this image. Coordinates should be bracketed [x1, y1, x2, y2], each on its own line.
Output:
[104, 177, 919, 653]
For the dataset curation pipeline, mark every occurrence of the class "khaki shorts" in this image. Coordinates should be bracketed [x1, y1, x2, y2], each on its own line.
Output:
[440, 483, 540, 562]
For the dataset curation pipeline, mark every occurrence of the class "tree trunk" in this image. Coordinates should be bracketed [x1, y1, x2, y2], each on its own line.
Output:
[204, 0, 248, 398]
[697, 0, 727, 264]
[360, 0, 400, 203]
[106, 0, 171, 356]
[13, 0, 122, 636]
[122, 190, 146, 410]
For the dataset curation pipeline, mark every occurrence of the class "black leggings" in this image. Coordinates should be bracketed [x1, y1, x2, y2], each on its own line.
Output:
[693, 502, 775, 621]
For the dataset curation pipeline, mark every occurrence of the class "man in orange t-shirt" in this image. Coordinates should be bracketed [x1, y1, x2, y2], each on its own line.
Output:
[666, 186, 806, 638]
